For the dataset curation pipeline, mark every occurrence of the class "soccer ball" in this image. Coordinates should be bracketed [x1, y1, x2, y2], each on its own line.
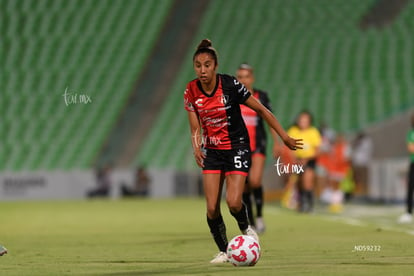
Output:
[227, 235, 261, 266]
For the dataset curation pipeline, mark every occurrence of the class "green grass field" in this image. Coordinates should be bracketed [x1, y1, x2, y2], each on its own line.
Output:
[1, 198, 414, 275]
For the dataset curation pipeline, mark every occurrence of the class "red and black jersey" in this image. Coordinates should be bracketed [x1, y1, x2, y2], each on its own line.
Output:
[240, 90, 271, 154]
[184, 74, 251, 150]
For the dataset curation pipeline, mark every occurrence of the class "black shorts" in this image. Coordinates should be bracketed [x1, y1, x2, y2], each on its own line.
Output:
[305, 158, 317, 170]
[203, 148, 251, 176]
[252, 144, 266, 156]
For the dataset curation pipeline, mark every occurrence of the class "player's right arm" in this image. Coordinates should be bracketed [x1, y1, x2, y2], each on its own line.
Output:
[244, 95, 303, 151]
[184, 85, 206, 168]
[187, 111, 205, 168]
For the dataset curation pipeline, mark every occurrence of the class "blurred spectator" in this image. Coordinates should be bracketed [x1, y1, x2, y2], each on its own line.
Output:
[398, 113, 414, 223]
[280, 140, 298, 210]
[350, 132, 373, 197]
[327, 134, 351, 213]
[287, 111, 322, 212]
[121, 166, 151, 197]
[316, 122, 336, 197]
[87, 165, 112, 198]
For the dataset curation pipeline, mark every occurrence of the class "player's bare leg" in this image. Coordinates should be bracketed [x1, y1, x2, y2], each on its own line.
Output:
[301, 167, 315, 212]
[226, 173, 259, 242]
[247, 154, 266, 233]
[203, 173, 229, 263]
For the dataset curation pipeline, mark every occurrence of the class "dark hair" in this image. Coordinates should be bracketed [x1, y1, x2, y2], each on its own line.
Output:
[238, 63, 254, 73]
[193, 39, 218, 65]
[296, 110, 314, 126]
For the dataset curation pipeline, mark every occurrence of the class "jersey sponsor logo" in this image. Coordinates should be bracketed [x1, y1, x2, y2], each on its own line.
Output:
[199, 106, 231, 114]
[203, 116, 226, 124]
[202, 115, 229, 128]
[195, 98, 203, 107]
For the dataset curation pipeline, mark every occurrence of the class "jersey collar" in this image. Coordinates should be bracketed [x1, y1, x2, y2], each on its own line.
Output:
[197, 74, 220, 98]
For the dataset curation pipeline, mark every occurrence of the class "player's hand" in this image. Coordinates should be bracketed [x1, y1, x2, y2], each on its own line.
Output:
[193, 148, 206, 168]
[283, 136, 303, 151]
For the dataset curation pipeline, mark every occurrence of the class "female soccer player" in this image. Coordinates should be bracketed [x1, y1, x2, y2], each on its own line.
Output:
[237, 63, 279, 233]
[184, 39, 302, 263]
[287, 111, 321, 212]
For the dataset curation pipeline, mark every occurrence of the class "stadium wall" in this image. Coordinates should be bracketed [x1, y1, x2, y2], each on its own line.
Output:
[366, 108, 414, 159]
[0, 163, 409, 203]
[369, 158, 408, 203]
[0, 170, 176, 201]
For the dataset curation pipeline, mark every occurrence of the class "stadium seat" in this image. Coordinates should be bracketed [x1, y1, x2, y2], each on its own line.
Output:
[136, 0, 414, 170]
[3, 0, 174, 170]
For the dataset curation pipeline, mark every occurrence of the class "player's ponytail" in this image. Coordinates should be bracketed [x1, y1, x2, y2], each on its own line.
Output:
[197, 39, 213, 49]
[193, 39, 218, 65]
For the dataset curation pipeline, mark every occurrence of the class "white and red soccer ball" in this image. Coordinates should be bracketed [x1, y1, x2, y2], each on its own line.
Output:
[227, 235, 261, 266]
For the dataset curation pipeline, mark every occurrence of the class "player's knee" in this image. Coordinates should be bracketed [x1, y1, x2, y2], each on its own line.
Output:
[248, 178, 261, 188]
[226, 197, 241, 213]
[206, 206, 220, 219]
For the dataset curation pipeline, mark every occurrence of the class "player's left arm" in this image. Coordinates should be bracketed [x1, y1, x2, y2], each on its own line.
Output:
[244, 96, 303, 150]
[270, 128, 282, 158]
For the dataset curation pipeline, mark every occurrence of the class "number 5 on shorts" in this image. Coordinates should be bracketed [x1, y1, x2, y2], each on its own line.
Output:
[234, 156, 242, 169]
[234, 155, 248, 169]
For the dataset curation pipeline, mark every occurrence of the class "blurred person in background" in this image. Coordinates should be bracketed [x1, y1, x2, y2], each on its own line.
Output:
[0, 245, 7, 256]
[316, 122, 336, 198]
[288, 111, 322, 212]
[350, 132, 373, 198]
[121, 166, 151, 197]
[237, 63, 279, 233]
[87, 165, 112, 198]
[398, 113, 414, 223]
[280, 136, 298, 210]
[326, 134, 351, 213]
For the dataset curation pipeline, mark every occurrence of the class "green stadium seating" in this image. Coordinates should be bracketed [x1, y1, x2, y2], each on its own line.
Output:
[136, 0, 414, 170]
[2, 0, 173, 170]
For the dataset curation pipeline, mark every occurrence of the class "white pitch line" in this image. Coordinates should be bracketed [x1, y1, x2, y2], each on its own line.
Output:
[266, 205, 414, 236]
